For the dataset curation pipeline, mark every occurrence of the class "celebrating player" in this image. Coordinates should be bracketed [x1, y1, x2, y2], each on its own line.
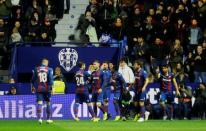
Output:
[133, 60, 153, 122]
[91, 60, 108, 120]
[101, 61, 112, 120]
[31, 58, 54, 124]
[73, 61, 100, 122]
[110, 65, 126, 121]
[158, 64, 180, 120]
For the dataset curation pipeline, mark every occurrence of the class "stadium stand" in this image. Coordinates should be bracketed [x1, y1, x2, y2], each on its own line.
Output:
[0, 0, 206, 121]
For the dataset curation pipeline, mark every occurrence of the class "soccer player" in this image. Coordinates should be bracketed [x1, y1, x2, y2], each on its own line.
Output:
[73, 61, 99, 122]
[133, 60, 151, 122]
[101, 61, 112, 120]
[91, 60, 107, 120]
[110, 65, 126, 121]
[158, 64, 180, 120]
[31, 58, 54, 124]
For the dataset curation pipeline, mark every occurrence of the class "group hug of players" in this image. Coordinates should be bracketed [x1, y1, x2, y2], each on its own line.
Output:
[31, 58, 180, 124]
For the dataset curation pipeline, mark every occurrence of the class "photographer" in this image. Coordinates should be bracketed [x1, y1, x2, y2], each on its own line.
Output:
[193, 83, 206, 119]
[176, 71, 192, 119]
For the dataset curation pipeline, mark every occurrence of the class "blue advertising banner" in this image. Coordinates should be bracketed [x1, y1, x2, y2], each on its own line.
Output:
[0, 82, 199, 120]
[0, 94, 109, 120]
[16, 47, 120, 73]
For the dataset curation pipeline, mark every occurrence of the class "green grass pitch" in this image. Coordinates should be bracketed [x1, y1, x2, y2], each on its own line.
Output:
[0, 120, 206, 131]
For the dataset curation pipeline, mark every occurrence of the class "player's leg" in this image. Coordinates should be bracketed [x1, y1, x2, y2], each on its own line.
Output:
[96, 92, 107, 120]
[138, 92, 146, 122]
[84, 93, 99, 122]
[103, 88, 111, 120]
[36, 93, 43, 124]
[160, 92, 167, 120]
[91, 93, 98, 116]
[74, 93, 81, 121]
[45, 93, 53, 124]
[133, 93, 140, 121]
[167, 93, 174, 120]
[113, 91, 121, 121]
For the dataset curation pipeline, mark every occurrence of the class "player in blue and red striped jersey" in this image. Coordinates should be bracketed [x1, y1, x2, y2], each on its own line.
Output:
[158, 64, 180, 120]
[31, 58, 54, 124]
[101, 61, 112, 120]
[73, 61, 99, 122]
[110, 65, 126, 121]
[133, 60, 151, 122]
[91, 60, 108, 120]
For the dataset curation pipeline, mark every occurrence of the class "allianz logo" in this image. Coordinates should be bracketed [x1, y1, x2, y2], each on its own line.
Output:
[0, 100, 62, 119]
[70, 99, 100, 119]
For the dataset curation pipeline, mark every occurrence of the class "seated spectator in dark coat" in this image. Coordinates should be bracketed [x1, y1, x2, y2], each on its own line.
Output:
[24, 17, 40, 43]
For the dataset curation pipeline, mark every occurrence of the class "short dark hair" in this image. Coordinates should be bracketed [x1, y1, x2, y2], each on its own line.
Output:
[119, 57, 126, 63]
[78, 61, 85, 68]
[134, 60, 143, 67]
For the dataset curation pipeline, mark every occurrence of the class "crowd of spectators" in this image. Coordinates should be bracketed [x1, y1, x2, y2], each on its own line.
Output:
[0, 0, 67, 69]
[78, 0, 206, 83]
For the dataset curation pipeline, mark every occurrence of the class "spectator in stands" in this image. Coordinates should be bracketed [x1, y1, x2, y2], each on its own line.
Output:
[96, 0, 118, 35]
[0, 18, 8, 46]
[188, 19, 202, 51]
[11, 5, 24, 26]
[43, 0, 57, 21]
[184, 51, 195, 82]
[25, 0, 42, 21]
[174, 18, 187, 51]
[0, 18, 8, 68]
[143, 15, 156, 44]
[197, 0, 206, 29]
[75, 11, 98, 43]
[155, 13, 175, 44]
[86, 0, 100, 20]
[24, 17, 40, 43]
[111, 17, 125, 41]
[9, 78, 15, 83]
[175, 3, 189, 24]
[7, 86, 17, 95]
[131, 35, 150, 73]
[127, 6, 144, 48]
[39, 17, 56, 43]
[10, 20, 22, 44]
[150, 37, 170, 74]
[170, 39, 184, 71]
[193, 45, 206, 83]
[54, 0, 64, 19]
[0, 0, 12, 18]
[173, 62, 182, 77]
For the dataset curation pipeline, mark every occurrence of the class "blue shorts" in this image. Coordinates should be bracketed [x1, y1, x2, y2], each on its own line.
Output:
[91, 92, 103, 103]
[103, 88, 111, 101]
[37, 92, 51, 102]
[160, 92, 174, 104]
[113, 91, 121, 101]
[75, 93, 90, 104]
[133, 91, 146, 102]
